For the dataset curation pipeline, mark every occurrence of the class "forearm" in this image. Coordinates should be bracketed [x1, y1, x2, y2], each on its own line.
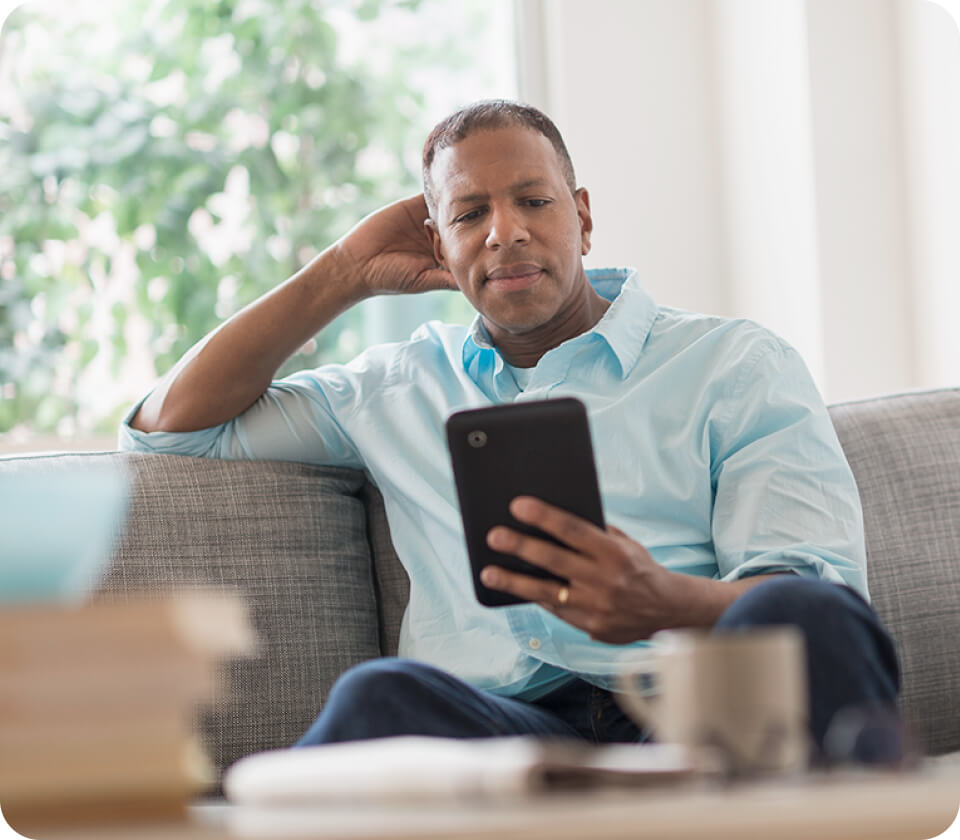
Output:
[131, 246, 367, 433]
[667, 571, 790, 630]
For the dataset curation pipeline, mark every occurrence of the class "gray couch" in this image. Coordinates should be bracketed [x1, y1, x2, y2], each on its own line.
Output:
[3, 388, 959, 778]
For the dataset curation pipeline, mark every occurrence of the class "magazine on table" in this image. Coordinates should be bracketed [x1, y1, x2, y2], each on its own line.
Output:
[223, 736, 717, 804]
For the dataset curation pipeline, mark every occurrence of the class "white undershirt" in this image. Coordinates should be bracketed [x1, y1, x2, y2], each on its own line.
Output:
[503, 361, 535, 391]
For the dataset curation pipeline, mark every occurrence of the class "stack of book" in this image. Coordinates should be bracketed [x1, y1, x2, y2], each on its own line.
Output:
[0, 589, 257, 829]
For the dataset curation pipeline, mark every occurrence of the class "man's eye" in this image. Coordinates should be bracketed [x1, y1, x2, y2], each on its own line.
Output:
[525, 199, 550, 208]
[455, 209, 484, 224]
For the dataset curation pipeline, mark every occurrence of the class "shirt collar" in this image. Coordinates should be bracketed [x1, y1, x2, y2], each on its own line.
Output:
[462, 267, 657, 379]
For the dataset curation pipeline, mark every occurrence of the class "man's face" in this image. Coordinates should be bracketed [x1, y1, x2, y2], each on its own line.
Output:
[424, 126, 593, 340]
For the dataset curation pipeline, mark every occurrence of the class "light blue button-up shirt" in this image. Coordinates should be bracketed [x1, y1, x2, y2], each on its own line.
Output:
[119, 268, 867, 699]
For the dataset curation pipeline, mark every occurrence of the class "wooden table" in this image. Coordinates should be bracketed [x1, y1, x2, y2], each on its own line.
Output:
[17, 765, 960, 840]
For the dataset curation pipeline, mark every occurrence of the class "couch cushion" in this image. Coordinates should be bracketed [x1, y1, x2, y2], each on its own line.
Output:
[829, 388, 960, 756]
[0, 451, 382, 777]
[363, 482, 409, 658]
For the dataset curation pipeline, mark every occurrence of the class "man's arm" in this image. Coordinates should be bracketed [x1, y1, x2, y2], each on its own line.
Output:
[132, 195, 454, 434]
[479, 497, 784, 643]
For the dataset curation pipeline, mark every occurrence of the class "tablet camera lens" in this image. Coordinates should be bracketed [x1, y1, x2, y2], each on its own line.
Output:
[467, 430, 487, 448]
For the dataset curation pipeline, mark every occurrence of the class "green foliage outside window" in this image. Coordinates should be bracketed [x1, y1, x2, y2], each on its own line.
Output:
[0, 0, 507, 442]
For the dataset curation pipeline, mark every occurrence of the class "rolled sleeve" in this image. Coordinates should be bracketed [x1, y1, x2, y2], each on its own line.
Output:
[117, 365, 366, 469]
[118, 396, 231, 457]
[709, 338, 868, 599]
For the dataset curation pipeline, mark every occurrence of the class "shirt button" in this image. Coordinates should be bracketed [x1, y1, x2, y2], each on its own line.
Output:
[528, 638, 542, 650]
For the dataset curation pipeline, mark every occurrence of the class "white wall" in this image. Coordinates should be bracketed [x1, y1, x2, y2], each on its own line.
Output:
[710, 0, 824, 383]
[899, 0, 960, 390]
[518, 0, 960, 403]
[805, 0, 914, 399]
[520, 0, 728, 317]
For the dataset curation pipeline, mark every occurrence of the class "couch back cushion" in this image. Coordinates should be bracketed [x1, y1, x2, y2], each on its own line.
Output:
[829, 388, 960, 756]
[0, 452, 382, 777]
[363, 483, 409, 658]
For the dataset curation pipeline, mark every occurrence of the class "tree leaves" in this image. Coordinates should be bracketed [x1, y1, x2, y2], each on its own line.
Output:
[1, 0, 496, 440]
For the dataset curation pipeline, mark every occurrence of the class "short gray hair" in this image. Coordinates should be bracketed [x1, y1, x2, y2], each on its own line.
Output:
[421, 100, 577, 217]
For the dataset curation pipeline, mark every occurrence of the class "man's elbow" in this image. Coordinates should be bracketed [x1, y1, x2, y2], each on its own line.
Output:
[128, 388, 184, 433]
[128, 399, 162, 433]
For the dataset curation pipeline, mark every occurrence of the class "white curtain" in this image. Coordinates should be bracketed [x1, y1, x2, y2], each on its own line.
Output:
[516, 0, 960, 403]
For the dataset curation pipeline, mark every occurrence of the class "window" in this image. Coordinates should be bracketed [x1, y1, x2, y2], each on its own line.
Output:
[0, 0, 516, 451]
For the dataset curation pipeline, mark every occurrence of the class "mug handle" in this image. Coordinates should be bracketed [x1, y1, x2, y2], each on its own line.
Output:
[615, 660, 660, 731]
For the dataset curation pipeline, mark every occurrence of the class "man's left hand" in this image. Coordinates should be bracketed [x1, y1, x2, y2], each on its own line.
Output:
[481, 496, 692, 643]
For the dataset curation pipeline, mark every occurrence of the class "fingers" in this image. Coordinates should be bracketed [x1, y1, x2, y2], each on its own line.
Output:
[403, 193, 430, 217]
[486, 521, 587, 583]
[478, 565, 610, 639]
[508, 496, 610, 554]
[479, 567, 596, 625]
[481, 500, 663, 645]
[480, 565, 567, 604]
[485, 496, 621, 584]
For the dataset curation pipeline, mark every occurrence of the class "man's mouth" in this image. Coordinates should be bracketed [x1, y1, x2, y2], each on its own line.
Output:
[485, 263, 543, 291]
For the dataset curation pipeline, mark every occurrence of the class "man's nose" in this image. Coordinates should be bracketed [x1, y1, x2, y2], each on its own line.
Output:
[485, 205, 530, 250]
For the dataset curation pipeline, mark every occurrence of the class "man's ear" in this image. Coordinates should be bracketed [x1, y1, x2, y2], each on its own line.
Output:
[575, 187, 593, 256]
[424, 217, 445, 266]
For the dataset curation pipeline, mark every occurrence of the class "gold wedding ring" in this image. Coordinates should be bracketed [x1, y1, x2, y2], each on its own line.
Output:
[557, 585, 570, 606]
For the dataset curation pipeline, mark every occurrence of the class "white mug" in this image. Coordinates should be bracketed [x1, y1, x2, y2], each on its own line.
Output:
[617, 627, 810, 776]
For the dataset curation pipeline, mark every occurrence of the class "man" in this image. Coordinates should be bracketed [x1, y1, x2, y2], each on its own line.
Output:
[122, 100, 899, 758]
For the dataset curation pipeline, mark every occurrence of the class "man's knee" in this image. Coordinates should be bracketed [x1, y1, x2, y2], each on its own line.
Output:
[716, 575, 863, 630]
[296, 658, 452, 745]
[716, 575, 900, 699]
[327, 657, 440, 711]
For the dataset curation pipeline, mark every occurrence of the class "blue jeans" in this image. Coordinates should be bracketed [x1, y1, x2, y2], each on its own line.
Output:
[296, 578, 900, 758]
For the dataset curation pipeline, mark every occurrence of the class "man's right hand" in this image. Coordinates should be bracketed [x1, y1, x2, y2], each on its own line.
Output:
[333, 194, 457, 297]
[131, 193, 458, 434]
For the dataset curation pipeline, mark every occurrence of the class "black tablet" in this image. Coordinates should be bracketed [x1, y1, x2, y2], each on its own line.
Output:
[446, 397, 605, 607]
